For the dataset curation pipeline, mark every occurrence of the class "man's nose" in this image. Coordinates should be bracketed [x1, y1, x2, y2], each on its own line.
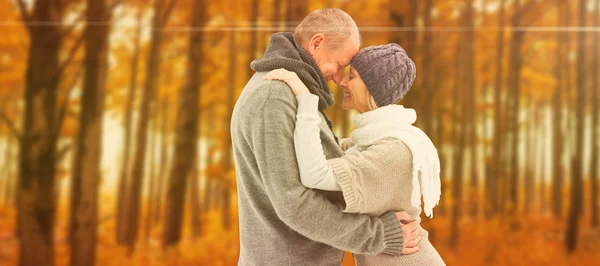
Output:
[333, 70, 343, 84]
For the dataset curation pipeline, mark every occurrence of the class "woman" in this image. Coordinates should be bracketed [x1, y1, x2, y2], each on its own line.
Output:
[264, 43, 445, 265]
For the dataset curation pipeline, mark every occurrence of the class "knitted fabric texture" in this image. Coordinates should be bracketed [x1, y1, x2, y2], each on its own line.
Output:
[250, 32, 339, 143]
[351, 43, 416, 107]
[251, 32, 334, 111]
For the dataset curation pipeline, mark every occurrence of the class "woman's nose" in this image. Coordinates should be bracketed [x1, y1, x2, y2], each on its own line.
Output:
[339, 75, 348, 88]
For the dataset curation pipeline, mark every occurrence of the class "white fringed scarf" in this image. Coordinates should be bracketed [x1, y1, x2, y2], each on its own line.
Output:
[347, 105, 441, 218]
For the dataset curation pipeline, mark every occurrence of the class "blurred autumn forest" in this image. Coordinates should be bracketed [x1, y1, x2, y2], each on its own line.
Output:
[0, 0, 599, 265]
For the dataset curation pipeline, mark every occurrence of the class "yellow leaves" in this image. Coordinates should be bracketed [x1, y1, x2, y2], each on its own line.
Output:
[56, 166, 70, 180]
[477, 102, 496, 112]
[0, 3, 27, 99]
[61, 115, 79, 137]
[0, 109, 18, 122]
[204, 164, 224, 180]
[521, 65, 557, 100]
[2, 181, 600, 266]
[203, 161, 236, 185]
[428, 215, 589, 266]
[223, 168, 237, 189]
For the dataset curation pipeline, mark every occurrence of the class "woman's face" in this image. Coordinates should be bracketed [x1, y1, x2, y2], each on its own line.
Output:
[339, 67, 371, 113]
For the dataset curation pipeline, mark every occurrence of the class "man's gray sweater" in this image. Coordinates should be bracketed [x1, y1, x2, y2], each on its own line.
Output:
[231, 32, 404, 266]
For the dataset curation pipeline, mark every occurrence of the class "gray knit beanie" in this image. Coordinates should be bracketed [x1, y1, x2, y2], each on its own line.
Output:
[350, 43, 416, 107]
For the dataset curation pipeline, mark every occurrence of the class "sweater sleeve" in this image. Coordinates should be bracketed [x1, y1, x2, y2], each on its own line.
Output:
[293, 93, 341, 191]
[251, 84, 404, 255]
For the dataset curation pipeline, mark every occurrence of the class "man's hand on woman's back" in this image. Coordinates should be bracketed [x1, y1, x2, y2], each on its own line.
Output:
[396, 211, 422, 255]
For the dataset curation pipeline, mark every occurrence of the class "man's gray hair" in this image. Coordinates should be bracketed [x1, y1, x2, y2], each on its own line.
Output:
[293, 8, 358, 50]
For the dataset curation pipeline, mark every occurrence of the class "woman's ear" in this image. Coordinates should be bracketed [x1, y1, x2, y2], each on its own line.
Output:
[307, 33, 325, 56]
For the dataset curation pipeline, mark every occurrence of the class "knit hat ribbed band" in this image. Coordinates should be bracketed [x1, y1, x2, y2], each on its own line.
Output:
[350, 43, 416, 107]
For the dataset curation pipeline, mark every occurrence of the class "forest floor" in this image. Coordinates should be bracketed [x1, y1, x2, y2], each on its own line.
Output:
[1, 204, 600, 266]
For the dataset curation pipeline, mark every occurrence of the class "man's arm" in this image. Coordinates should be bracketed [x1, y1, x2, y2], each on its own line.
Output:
[251, 84, 404, 255]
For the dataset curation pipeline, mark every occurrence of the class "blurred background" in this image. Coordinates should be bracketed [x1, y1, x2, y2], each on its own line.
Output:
[0, 0, 599, 265]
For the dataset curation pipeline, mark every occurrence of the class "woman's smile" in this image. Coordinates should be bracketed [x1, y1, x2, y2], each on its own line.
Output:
[343, 90, 351, 100]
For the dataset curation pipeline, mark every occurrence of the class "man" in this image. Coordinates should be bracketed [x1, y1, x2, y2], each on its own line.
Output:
[231, 8, 422, 265]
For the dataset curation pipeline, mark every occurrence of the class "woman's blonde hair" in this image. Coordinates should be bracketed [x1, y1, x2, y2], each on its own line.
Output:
[367, 93, 378, 111]
[293, 8, 358, 50]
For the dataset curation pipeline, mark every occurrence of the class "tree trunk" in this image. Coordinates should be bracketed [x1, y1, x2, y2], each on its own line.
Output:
[390, 0, 418, 108]
[190, 159, 201, 238]
[489, 0, 505, 219]
[431, 70, 444, 147]
[552, 0, 566, 219]
[203, 107, 216, 211]
[565, 0, 586, 253]
[565, 3, 575, 175]
[10, 140, 18, 208]
[566, 6, 577, 174]
[162, 0, 203, 248]
[523, 98, 531, 213]
[267, 0, 282, 52]
[1, 135, 13, 205]
[501, 24, 516, 215]
[273, 0, 282, 30]
[418, 0, 433, 130]
[153, 99, 169, 224]
[589, 0, 599, 228]
[539, 106, 547, 213]
[0, 138, 6, 204]
[248, 0, 259, 79]
[500, 90, 511, 215]
[18, 1, 65, 265]
[116, 10, 142, 245]
[463, 0, 477, 218]
[221, 180, 231, 229]
[390, 0, 418, 62]
[449, 36, 464, 248]
[203, 178, 212, 210]
[125, 0, 176, 253]
[286, 0, 307, 25]
[197, 108, 209, 212]
[8, 139, 17, 208]
[144, 113, 158, 243]
[419, 0, 438, 232]
[524, 101, 536, 213]
[221, 30, 237, 231]
[69, 1, 110, 265]
[2, 132, 17, 210]
[508, 0, 524, 213]
[211, 179, 222, 210]
[479, 3, 489, 215]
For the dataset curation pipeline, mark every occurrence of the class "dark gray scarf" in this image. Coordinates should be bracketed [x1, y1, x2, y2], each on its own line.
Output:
[251, 32, 335, 111]
[251, 32, 339, 143]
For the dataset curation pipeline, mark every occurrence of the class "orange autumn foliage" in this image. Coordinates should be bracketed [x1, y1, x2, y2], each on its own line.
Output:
[1, 198, 600, 266]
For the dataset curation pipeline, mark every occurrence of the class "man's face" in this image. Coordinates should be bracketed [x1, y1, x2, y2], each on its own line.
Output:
[312, 31, 360, 84]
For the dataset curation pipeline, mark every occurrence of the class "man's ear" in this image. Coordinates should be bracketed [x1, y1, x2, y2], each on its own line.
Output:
[307, 33, 325, 56]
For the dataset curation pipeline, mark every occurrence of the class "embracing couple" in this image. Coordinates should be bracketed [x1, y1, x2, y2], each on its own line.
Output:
[231, 8, 445, 266]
